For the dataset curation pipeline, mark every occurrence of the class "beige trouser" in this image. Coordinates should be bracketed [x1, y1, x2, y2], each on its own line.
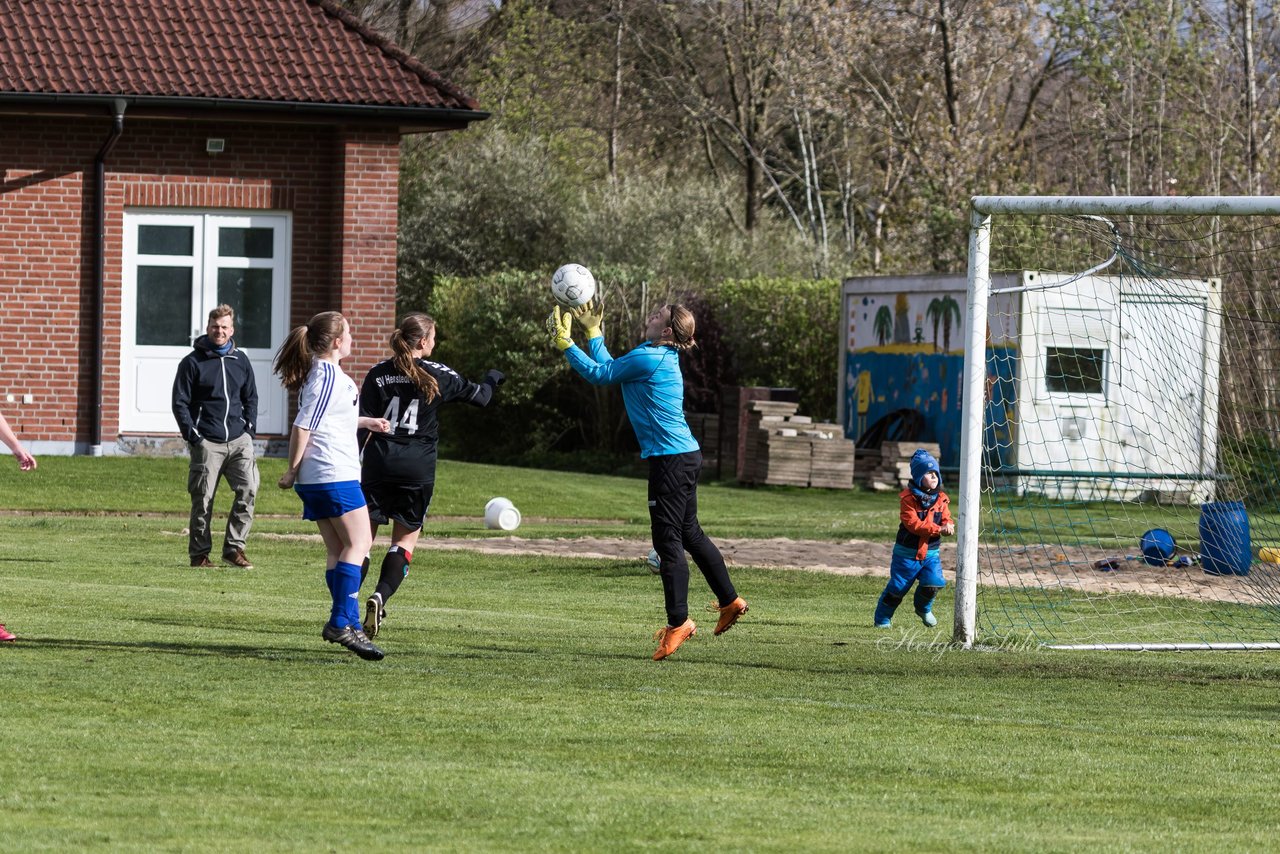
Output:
[188, 432, 259, 559]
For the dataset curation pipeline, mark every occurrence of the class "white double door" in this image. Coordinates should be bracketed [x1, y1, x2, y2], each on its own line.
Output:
[120, 211, 291, 435]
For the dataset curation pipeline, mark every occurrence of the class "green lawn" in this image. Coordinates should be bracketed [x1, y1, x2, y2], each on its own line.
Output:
[1, 459, 1278, 851]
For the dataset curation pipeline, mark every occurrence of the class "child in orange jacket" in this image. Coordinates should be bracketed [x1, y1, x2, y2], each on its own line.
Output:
[874, 448, 954, 628]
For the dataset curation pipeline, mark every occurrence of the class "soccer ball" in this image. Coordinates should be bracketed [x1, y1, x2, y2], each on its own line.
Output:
[645, 549, 661, 574]
[551, 263, 596, 308]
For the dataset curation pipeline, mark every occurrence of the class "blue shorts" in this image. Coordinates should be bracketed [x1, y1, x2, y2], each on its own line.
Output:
[295, 480, 367, 521]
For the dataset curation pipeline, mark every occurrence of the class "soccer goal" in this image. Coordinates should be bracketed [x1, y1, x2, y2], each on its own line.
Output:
[955, 196, 1280, 650]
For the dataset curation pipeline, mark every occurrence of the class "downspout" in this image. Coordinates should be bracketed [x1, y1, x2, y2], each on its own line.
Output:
[90, 100, 126, 456]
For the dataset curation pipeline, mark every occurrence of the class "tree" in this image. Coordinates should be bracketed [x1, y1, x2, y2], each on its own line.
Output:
[874, 306, 893, 346]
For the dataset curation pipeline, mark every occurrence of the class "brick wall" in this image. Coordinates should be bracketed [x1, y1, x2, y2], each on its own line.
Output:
[0, 114, 401, 448]
[333, 127, 400, 376]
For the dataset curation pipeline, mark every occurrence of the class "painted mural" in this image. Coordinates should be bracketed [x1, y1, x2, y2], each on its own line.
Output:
[844, 290, 967, 466]
[843, 283, 1022, 470]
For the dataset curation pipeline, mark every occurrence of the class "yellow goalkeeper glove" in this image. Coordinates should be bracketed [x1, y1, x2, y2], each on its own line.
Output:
[546, 306, 573, 350]
[573, 297, 604, 340]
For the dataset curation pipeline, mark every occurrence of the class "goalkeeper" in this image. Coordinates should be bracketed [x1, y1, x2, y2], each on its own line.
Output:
[874, 448, 954, 629]
[547, 299, 749, 660]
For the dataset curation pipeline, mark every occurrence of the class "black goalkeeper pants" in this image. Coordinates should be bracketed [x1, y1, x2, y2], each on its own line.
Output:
[648, 451, 736, 626]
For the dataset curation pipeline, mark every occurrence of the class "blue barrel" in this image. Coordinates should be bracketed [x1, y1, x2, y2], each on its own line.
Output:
[1199, 501, 1251, 576]
[1140, 529, 1177, 566]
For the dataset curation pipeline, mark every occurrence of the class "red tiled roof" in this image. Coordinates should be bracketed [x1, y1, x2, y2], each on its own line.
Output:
[0, 0, 479, 111]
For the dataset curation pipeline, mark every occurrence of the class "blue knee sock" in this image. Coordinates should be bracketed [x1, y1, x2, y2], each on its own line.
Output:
[325, 568, 340, 627]
[333, 561, 363, 628]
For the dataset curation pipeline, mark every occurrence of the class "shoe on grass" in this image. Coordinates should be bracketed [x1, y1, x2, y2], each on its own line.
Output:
[222, 549, 253, 569]
[321, 623, 385, 661]
[874, 619, 892, 629]
[652, 619, 696, 661]
[916, 609, 938, 628]
[713, 597, 749, 636]
[190, 555, 215, 568]
[363, 592, 385, 638]
[0, 624, 15, 642]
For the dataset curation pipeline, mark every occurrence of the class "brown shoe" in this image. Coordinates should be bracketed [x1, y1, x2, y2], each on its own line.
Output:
[190, 555, 215, 568]
[714, 597, 749, 636]
[223, 549, 253, 569]
[652, 619, 696, 660]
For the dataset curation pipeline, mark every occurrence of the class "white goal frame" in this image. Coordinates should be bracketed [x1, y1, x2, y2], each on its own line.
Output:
[955, 195, 1280, 649]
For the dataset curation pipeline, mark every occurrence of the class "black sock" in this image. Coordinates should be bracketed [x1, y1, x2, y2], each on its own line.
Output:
[375, 546, 412, 604]
[360, 554, 371, 586]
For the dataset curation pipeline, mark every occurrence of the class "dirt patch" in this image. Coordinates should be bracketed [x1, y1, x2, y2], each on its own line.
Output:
[253, 531, 1275, 604]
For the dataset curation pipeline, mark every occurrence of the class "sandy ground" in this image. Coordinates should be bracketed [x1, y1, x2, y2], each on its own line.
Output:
[255, 531, 1277, 605]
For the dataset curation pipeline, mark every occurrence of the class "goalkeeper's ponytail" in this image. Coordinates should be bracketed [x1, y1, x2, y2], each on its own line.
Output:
[668, 304, 696, 352]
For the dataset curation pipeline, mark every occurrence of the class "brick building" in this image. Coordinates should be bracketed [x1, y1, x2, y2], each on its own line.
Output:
[0, 0, 484, 454]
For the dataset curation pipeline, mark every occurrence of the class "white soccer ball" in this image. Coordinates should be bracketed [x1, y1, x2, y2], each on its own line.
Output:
[551, 263, 596, 308]
[645, 549, 661, 574]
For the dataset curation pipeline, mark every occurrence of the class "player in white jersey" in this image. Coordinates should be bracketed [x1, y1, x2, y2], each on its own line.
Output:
[357, 312, 505, 638]
[273, 311, 390, 661]
[0, 408, 36, 641]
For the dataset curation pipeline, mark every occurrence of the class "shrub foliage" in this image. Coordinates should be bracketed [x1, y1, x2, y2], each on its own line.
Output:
[413, 270, 840, 467]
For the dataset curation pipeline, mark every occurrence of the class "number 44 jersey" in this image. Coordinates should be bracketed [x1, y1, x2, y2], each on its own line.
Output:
[359, 358, 500, 484]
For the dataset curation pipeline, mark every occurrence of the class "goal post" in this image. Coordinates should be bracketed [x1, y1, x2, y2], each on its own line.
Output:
[955, 195, 1280, 650]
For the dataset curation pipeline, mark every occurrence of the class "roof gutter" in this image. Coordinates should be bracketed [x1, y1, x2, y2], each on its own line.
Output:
[0, 92, 489, 126]
[90, 100, 126, 457]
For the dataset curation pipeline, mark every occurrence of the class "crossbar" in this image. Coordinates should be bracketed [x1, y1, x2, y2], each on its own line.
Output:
[972, 195, 1280, 216]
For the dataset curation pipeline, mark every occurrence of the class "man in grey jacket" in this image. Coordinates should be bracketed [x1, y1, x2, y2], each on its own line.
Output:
[172, 305, 260, 568]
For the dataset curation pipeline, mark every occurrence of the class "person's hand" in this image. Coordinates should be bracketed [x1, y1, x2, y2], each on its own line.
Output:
[942, 522, 956, 536]
[484, 369, 506, 387]
[278, 467, 297, 489]
[546, 306, 573, 350]
[13, 450, 35, 471]
[573, 297, 604, 340]
[359, 416, 391, 433]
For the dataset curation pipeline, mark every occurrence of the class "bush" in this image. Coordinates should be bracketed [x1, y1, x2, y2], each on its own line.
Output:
[708, 277, 842, 420]
[413, 271, 841, 466]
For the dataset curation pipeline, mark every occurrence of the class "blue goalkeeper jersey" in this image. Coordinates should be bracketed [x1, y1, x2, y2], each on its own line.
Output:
[563, 335, 699, 458]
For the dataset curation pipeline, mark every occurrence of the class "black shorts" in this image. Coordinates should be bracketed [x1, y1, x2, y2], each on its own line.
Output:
[362, 480, 434, 530]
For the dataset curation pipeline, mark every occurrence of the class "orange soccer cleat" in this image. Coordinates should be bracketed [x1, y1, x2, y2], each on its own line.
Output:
[713, 597, 749, 636]
[652, 619, 696, 660]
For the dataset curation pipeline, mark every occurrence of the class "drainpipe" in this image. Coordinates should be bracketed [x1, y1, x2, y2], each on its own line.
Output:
[89, 100, 126, 456]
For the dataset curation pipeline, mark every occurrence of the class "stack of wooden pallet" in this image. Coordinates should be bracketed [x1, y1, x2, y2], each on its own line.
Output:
[859, 441, 941, 491]
[739, 401, 856, 488]
[741, 401, 803, 485]
[685, 412, 721, 479]
[807, 422, 857, 489]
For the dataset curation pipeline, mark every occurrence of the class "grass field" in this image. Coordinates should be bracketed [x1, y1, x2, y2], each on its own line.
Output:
[1, 459, 1279, 851]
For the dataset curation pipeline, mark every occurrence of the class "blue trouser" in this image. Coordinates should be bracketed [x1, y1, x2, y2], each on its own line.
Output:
[875, 549, 946, 626]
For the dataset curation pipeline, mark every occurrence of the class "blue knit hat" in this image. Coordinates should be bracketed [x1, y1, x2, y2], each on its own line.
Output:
[910, 448, 941, 489]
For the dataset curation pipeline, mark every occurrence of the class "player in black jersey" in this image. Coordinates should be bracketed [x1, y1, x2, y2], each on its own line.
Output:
[358, 313, 505, 637]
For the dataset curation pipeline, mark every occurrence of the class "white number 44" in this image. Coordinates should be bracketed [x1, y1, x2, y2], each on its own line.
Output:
[381, 398, 420, 434]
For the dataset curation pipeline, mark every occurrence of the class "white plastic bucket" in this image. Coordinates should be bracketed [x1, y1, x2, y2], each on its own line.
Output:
[484, 497, 521, 531]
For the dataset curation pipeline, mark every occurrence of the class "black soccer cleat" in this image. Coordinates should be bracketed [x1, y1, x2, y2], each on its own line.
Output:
[321, 623, 385, 661]
[363, 592, 385, 638]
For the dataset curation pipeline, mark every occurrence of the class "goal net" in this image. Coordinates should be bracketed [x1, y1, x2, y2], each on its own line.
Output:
[955, 197, 1280, 650]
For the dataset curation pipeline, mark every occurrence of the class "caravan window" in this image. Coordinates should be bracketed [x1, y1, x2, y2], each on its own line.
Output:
[1045, 347, 1105, 394]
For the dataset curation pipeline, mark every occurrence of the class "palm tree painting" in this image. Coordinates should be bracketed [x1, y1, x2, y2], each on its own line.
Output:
[939, 295, 962, 351]
[926, 298, 943, 351]
[873, 306, 893, 345]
